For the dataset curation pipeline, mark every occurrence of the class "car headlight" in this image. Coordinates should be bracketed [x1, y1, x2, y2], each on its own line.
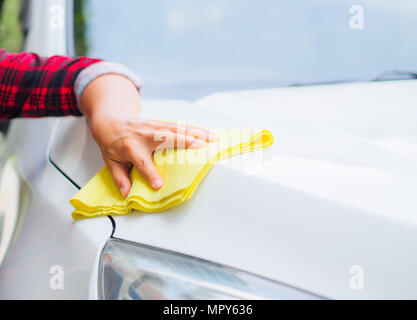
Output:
[98, 238, 321, 300]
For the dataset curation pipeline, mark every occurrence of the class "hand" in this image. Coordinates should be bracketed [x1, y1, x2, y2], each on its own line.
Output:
[80, 74, 215, 197]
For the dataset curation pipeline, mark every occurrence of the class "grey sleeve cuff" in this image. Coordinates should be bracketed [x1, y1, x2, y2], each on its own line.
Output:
[74, 61, 142, 113]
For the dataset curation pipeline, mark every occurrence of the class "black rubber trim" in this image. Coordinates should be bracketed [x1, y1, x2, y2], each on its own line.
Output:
[49, 156, 80, 189]
[108, 216, 116, 237]
[48, 155, 116, 237]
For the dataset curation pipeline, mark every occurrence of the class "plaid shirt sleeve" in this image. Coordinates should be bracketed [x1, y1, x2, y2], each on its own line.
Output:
[0, 49, 101, 120]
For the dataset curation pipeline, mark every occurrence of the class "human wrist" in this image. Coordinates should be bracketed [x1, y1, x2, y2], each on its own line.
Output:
[81, 74, 141, 126]
[74, 61, 142, 114]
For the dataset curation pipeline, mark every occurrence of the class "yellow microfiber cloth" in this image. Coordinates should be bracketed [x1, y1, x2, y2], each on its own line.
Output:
[70, 129, 274, 219]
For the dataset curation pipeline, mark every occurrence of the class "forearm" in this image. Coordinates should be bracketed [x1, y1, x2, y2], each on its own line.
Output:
[80, 74, 142, 148]
[81, 74, 141, 124]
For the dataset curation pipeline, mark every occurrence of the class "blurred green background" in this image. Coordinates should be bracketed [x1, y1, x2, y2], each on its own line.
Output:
[0, 0, 88, 55]
[0, 0, 22, 52]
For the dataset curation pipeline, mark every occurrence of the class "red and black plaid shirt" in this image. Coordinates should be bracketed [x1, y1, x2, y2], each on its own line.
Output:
[0, 49, 101, 120]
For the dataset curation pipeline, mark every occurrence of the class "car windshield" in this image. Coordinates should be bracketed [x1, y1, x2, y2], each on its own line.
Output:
[74, 0, 417, 100]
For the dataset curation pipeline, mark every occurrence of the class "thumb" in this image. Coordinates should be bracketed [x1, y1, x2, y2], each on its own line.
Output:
[105, 159, 132, 198]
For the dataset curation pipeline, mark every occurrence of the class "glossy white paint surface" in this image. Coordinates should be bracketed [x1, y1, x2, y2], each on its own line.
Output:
[51, 80, 417, 299]
[0, 0, 112, 299]
[2, 0, 417, 300]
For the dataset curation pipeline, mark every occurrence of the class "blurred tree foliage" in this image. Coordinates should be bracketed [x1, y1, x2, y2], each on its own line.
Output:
[0, 0, 22, 52]
[74, 0, 88, 56]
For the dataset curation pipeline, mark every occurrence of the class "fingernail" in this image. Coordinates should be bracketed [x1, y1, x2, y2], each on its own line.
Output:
[152, 178, 163, 189]
[120, 186, 128, 198]
[190, 139, 205, 149]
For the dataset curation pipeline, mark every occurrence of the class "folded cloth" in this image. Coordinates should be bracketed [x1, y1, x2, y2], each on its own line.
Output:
[70, 129, 274, 219]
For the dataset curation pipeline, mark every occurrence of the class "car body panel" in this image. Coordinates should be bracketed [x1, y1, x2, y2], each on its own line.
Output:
[0, 0, 112, 299]
[52, 81, 417, 299]
[1, 0, 417, 300]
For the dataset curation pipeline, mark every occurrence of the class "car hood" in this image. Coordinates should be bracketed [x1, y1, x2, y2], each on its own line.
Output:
[51, 80, 417, 299]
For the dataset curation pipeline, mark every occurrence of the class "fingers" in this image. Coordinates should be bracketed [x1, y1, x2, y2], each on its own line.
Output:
[130, 149, 164, 190]
[105, 158, 132, 198]
[128, 130, 206, 189]
[187, 127, 217, 142]
[142, 120, 216, 142]
[154, 131, 206, 151]
[103, 119, 216, 192]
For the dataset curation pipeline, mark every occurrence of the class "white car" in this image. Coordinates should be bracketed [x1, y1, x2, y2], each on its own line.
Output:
[0, 0, 417, 299]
